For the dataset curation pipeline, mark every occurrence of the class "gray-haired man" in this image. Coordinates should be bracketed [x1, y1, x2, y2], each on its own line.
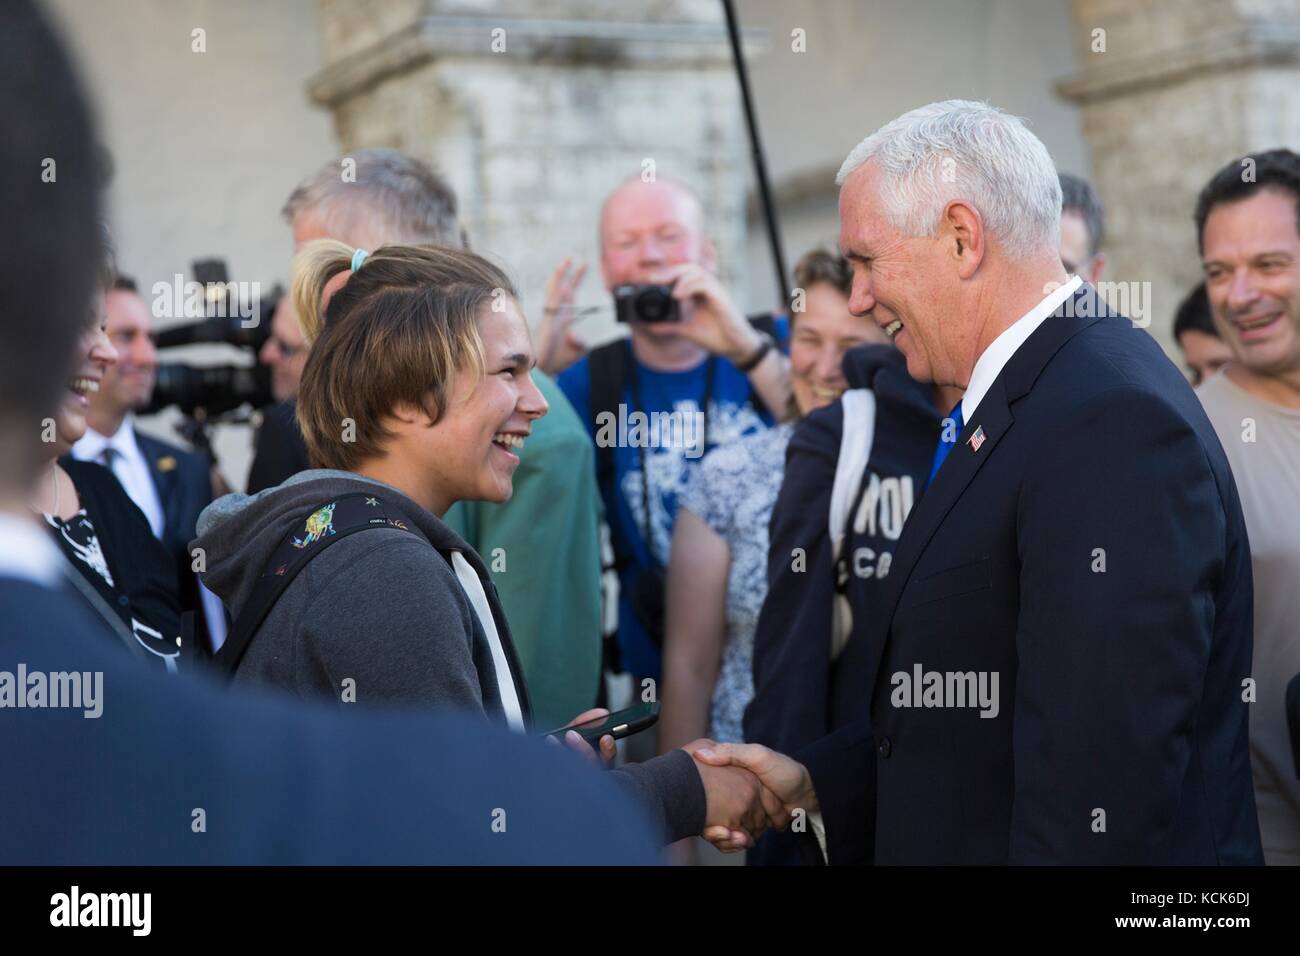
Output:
[695, 100, 1261, 865]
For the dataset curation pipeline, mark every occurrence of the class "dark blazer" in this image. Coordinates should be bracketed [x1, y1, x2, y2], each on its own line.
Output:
[246, 399, 311, 494]
[59, 456, 182, 652]
[135, 432, 211, 567]
[0, 576, 661, 864]
[800, 285, 1263, 865]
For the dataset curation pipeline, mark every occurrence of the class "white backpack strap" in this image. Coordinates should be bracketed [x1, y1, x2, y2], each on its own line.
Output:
[829, 389, 876, 662]
[829, 389, 877, 560]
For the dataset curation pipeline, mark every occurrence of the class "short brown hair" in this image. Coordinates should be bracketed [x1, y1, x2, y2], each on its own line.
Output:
[790, 247, 852, 319]
[291, 239, 514, 471]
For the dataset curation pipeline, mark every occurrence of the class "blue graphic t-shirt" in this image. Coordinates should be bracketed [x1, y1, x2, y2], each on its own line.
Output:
[559, 325, 787, 681]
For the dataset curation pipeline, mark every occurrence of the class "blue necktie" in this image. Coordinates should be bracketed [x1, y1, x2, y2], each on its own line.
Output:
[927, 400, 964, 486]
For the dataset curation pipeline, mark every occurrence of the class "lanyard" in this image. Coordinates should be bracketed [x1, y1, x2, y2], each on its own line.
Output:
[625, 342, 715, 567]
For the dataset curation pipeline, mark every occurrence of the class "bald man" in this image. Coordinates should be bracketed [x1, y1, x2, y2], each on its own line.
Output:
[550, 177, 791, 687]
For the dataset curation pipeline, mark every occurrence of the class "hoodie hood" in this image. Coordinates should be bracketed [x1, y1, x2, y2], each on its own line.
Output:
[193, 469, 474, 621]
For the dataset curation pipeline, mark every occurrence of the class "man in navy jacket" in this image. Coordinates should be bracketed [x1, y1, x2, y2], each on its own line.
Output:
[698, 100, 1262, 865]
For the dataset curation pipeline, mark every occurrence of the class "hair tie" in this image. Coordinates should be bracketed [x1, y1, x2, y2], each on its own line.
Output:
[350, 248, 369, 271]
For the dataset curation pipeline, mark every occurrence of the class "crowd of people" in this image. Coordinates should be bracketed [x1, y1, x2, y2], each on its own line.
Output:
[2, 0, 1298, 866]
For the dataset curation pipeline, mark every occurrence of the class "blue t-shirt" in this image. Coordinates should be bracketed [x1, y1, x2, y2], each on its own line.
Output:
[559, 322, 787, 681]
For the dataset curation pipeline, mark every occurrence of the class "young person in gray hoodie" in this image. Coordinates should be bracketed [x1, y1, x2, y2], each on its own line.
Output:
[191, 240, 777, 847]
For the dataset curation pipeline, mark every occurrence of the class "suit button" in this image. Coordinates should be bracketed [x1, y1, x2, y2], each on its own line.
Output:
[877, 737, 892, 758]
[117, 595, 130, 607]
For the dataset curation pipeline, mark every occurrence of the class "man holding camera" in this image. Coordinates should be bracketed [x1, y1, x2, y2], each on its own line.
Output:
[548, 176, 791, 693]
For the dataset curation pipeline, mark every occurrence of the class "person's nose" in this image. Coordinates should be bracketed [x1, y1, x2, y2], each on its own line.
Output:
[814, 343, 845, 385]
[520, 371, 549, 421]
[92, 328, 118, 368]
[259, 339, 277, 367]
[637, 236, 665, 266]
[1225, 267, 1261, 315]
[848, 274, 876, 316]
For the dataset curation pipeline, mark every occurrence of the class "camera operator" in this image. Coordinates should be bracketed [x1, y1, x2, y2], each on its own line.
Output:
[71, 276, 227, 652]
[245, 295, 311, 493]
[546, 176, 791, 699]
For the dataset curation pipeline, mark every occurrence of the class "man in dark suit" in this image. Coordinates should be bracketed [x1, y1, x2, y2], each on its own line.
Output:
[73, 278, 226, 650]
[697, 100, 1262, 865]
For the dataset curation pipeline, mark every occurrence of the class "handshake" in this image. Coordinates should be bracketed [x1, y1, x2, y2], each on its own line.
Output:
[683, 740, 820, 853]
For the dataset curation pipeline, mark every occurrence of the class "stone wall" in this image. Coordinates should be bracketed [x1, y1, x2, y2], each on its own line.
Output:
[309, 0, 759, 345]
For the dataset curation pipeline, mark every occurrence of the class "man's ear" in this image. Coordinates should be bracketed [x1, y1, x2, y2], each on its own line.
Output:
[1087, 252, 1106, 284]
[943, 199, 984, 280]
[389, 399, 436, 428]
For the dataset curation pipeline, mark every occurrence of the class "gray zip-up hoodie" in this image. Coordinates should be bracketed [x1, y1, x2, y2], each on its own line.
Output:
[193, 469, 705, 841]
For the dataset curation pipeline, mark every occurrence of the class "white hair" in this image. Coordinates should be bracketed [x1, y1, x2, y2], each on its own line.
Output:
[836, 100, 1062, 259]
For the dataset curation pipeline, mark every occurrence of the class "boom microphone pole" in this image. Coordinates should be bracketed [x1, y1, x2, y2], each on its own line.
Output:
[721, 0, 790, 307]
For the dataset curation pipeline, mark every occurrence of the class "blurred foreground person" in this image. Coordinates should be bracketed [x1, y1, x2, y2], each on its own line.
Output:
[0, 0, 664, 865]
[1195, 149, 1300, 865]
[38, 261, 184, 672]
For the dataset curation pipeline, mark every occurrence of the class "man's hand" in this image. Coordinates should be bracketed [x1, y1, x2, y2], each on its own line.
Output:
[683, 737, 778, 852]
[693, 742, 817, 852]
[548, 707, 617, 767]
[536, 257, 590, 375]
[661, 263, 763, 365]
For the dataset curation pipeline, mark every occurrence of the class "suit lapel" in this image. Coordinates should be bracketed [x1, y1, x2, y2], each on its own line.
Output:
[879, 377, 1014, 630]
[876, 285, 1109, 645]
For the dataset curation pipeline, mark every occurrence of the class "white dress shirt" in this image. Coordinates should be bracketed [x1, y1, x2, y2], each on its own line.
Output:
[960, 275, 1082, 424]
[72, 417, 166, 538]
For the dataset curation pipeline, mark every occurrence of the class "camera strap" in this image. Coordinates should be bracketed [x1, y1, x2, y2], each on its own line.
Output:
[213, 492, 422, 677]
[626, 347, 715, 569]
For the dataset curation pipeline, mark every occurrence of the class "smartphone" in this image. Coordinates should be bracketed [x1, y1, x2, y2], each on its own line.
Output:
[544, 701, 660, 745]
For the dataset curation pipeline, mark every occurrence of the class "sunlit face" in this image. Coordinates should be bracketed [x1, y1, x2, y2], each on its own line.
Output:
[99, 288, 157, 413]
[600, 180, 714, 340]
[789, 282, 888, 415]
[1177, 329, 1234, 387]
[415, 299, 549, 510]
[839, 164, 960, 386]
[259, 297, 309, 402]
[1201, 189, 1300, 380]
[52, 296, 118, 458]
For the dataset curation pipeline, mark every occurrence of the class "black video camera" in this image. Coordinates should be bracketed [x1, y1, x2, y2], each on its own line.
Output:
[142, 258, 281, 459]
[613, 283, 679, 324]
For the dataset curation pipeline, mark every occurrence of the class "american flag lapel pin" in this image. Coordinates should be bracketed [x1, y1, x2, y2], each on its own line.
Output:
[968, 425, 986, 452]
